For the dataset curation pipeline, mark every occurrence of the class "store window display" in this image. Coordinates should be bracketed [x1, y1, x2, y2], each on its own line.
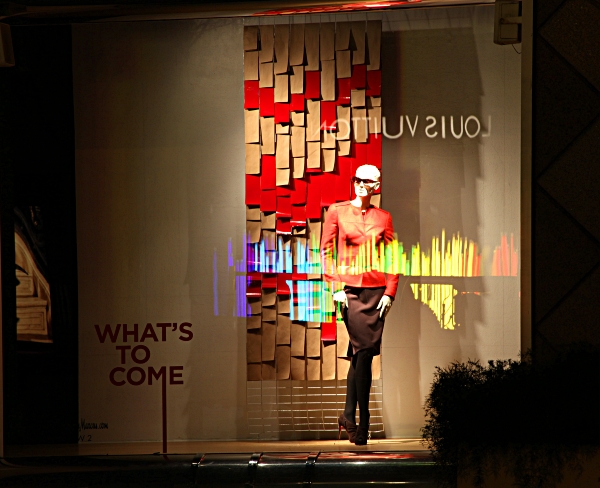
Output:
[321, 164, 398, 445]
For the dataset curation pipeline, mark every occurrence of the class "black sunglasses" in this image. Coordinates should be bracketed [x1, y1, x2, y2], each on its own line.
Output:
[351, 176, 378, 185]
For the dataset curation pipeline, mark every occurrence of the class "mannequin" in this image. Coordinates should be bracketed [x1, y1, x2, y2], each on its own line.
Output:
[320, 164, 398, 445]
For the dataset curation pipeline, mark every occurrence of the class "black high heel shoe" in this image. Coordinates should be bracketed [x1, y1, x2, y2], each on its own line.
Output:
[338, 414, 357, 443]
[354, 425, 369, 445]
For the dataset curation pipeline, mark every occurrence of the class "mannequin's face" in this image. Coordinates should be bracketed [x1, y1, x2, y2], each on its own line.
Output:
[353, 166, 380, 198]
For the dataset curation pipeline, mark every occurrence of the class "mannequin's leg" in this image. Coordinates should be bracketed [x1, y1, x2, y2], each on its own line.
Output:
[354, 348, 374, 428]
[343, 354, 358, 424]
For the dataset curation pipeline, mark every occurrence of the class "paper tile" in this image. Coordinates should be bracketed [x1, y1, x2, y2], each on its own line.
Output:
[368, 106, 381, 134]
[276, 314, 291, 345]
[247, 206, 261, 221]
[292, 236, 306, 265]
[278, 295, 291, 314]
[321, 342, 336, 380]
[261, 321, 277, 361]
[350, 64, 367, 89]
[337, 357, 350, 380]
[290, 65, 304, 94]
[322, 148, 336, 172]
[352, 108, 368, 143]
[275, 102, 290, 125]
[336, 321, 350, 357]
[322, 129, 336, 149]
[305, 71, 320, 99]
[289, 24, 305, 66]
[276, 346, 291, 379]
[307, 358, 321, 380]
[245, 175, 262, 205]
[307, 141, 321, 169]
[367, 96, 381, 108]
[247, 330, 262, 363]
[351, 89, 365, 108]
[261, 211, 276, 230]
[276, 168, 290, 187]
[249, 297, 262, 315]
[244, 26, 259, 51]
[263, 306, 277, 322]
[320, 23, 335, 60]
[321, 60, 336, 101]
[260, 192, 277, 216]
[247, 220, 261, 243]
[366, 70, 381, 96]
[291, 321, 306, 356]
[245, 109, 260, 143]
[259, 25, 274, 63]
[276, 134, 290, 168]
[337, 106, 351, 140]
[275, 74, 289, 103]
[259, 62, 274, 88]
[336, 50, 351, 78]
[291, 205, 306, 226]
[372, 354, 381, 380]
[260, 116, 275, 155]
[291, 111, 304, 126]
[276, 123, 290, 135]
[247, 363, 261, 381]
[274, 24, 290, 74]
[262, 361, 276, 380]
[261, 154, 276, 189]
[307, 219, 322, 249]
[290, 93, 305, 112]
[304, 23, 320, 71]
[247, 315, 261, 330]
[262, 288, 277, 306]
[337, 139, 351, 156]
[245, 143, 260, 174]
[244, 51, 259, 81]
[276, 195, 291, 218]
[259, 87, 275, 117]
[293, 157, 305, 179]
[335, 22, 351, 51]
[366, 20, 381, 71]
[371, 194, 381, 208]
[244, 80, 260, 109]
[306, 328, 321, 358]
[337, 78, 351, 105]
[350, 22, 365, 65]
[291, 357, 306, 380]
[291, 126, 306, 157]
[306, 99, 321, 142]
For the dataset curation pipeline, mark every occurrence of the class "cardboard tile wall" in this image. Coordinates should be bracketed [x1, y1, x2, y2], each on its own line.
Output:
[244, 21, 382, 385]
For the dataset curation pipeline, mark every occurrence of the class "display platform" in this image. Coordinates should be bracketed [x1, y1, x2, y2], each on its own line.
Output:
[0, 442, 435, 487]
[4, 438, 427, 457]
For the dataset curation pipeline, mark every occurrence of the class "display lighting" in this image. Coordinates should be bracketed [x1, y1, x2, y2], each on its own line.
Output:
[491, 233, 519, 276]
[223, 231, 519, 328]
[253, 1, 419, 17]
[410, 284, 458, 329]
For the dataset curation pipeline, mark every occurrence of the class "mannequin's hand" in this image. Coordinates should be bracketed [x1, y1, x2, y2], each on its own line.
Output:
[376, 295, 393, 319]
[333, 290, 348, 310]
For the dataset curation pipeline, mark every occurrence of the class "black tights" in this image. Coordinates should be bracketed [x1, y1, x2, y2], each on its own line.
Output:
[343, 348, 374, 428]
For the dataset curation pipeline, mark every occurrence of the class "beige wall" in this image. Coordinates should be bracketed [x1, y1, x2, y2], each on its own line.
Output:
[74, 18, 248, 441]
[74, 5, 520, 442]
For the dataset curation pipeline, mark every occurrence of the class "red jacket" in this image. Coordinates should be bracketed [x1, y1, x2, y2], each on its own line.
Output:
[320, 201, 399, 298]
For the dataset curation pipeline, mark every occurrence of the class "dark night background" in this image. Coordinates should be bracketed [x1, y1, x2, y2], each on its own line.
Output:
[2, 0, 600, 445]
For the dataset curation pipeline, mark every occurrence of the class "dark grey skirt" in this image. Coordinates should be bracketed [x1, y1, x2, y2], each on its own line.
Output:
[343, 286, 386, 357]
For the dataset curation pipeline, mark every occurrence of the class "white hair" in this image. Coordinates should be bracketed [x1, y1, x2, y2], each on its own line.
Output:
[356, 164, 381, 181]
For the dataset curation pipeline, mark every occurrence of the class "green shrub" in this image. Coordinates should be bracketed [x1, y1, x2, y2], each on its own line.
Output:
[422, 348, 600, 488]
